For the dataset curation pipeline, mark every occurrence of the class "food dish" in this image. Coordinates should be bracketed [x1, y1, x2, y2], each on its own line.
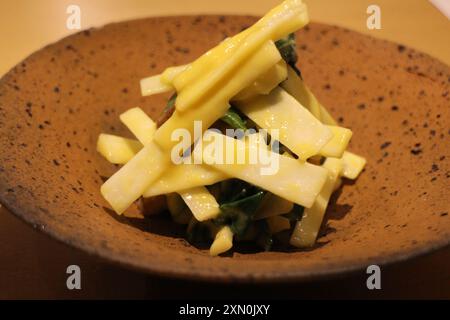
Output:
[0, 10, 448, 280]
[97, 0, 366, 256]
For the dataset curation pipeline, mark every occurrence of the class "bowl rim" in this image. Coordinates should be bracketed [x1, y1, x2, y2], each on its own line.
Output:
[3, 196, 449, 283]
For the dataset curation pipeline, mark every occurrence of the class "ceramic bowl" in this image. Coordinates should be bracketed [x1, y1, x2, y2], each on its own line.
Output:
[0, 16, 449, 282]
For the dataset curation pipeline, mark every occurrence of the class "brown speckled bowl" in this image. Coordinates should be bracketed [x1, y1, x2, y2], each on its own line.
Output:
[0, 16, 449, 282]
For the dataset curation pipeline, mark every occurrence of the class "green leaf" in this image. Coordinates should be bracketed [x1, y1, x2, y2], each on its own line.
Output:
[220, 190, 266, 214]
[275, 33, 302, 77]
[215, 190, 266, 236]
[220, 107, 247, 130]
[164, 93, 177, 112]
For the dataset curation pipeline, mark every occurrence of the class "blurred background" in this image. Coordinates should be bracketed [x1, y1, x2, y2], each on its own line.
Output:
[0, 0, 449, 299]
[1, 0, 449, 76]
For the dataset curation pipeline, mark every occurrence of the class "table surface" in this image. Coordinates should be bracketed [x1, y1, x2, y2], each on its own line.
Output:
[0, 0, 449, 299]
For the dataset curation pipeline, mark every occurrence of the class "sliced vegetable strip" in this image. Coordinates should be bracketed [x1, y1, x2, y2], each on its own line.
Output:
[179, 186, 221, 222]
[154, 40, 282, 151]
[101, 141, 169, 214]
[143, 162, 227, 197]
[120, 107, 156, 145]
[210, 226, 233, 256]
[281, 66, 337, 125]
[236, 87, 333, 160]
[173, 0, 308, 111]
[341, 151, 367, 179]
[290, 157, 343, 247]
[97, 134, 142, 164]
[320, 125, 353, 158]
[193, 131, 328, 208]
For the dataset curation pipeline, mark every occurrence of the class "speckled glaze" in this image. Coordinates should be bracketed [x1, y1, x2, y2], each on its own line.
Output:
[0, 16, 449, 282]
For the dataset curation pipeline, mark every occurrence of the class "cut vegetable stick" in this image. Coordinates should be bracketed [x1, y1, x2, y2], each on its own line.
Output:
[154, 40, 282, 151]
[290, 158, 343, 247]
[96, 134, 142, 164]
[267, 216, 291, 234]
[341, 151, 366, 179]
[149, 59, 286, 102]
[120, 109, 229, 200]
[319, 104, 338, 126]
[119, 108, 156, 145]
[179, 186, 221, 222]
[140, 75, 172, 96]
[333, 177, 343, 191]
[236, 87, 333, 160]
[193, 131, 328, 208]
[143, 162, 228, 197]
[319, 125, 353, 158]
[160, 64, 189, 85]
[281, 66, 337, 125]
[101, 141, 169, 214]
[210, 225, 233, 256]
[172, 0, 307, 92]
[253, 193, 294, 220]
[233, 60, 287, 101]
[174, 0, 308, 112]
[139, 64, 188, 97]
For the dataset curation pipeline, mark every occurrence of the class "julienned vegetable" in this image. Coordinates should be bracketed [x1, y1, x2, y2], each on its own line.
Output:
[97, 0, 366, 256]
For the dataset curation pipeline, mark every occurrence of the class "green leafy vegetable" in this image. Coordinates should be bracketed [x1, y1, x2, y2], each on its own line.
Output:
[164, 93, 177, 112]
[218, 179, 258, 203]
[215, 190, 266, 236]
[220, 107, 247, 130]
[275, 33, 302, 77]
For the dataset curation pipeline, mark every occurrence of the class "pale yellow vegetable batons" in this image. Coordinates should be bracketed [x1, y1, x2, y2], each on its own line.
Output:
[140, 64, 188, 97]
[319, 125, 353, 158]
[267, 216, 291, 234]
[142, 59, 286, 102]
[210, 225, 233, 256]
[96, 134, 142, 164]
[154, 40, 282, 151]
[253, 193, 294, 220]
[101, 104, 168, 215]
[179, 186, 221, 222]
[193, 131, 328, 208]
[341, 151, 367, 179]
[290, 158, 343, 248]
[173, 0, 309, 112]
[281, 66, 337, 125]
[160, 64, 189, 84]
[101, 141, 169, 214]
[280, 66, 366, 174]
[236, 87, 333, 160]
[319, 104, 338, 126]
[233, 60, 288, 101]
[143, 162, 227, 197]
[140, 75, 173, 96]
[120, 107, 223, 217]
[119, 107, 156, 145]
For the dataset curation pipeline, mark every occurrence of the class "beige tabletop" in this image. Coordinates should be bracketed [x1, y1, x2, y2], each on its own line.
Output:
[0, 0, 449, 299]
[1, 0, 449, 77]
